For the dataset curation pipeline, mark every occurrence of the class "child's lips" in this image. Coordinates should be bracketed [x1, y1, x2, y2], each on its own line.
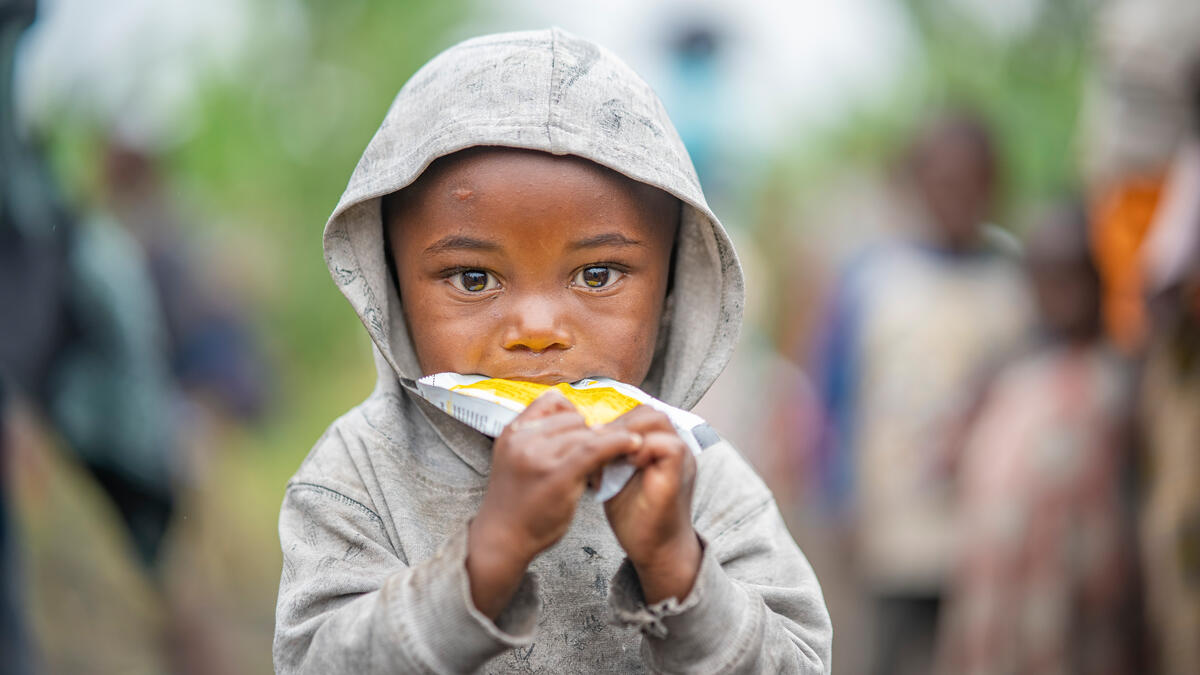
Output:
[496, 372, 577, 385]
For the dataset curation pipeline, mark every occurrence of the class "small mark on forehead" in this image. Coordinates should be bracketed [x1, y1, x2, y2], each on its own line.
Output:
[452, 187, 474, 201]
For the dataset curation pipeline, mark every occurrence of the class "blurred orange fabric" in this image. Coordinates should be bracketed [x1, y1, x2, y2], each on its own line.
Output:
[1090, 175, 1165, 352]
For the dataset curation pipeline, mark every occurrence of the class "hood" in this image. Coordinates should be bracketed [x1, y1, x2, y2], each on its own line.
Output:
[323, 28, 743, 410]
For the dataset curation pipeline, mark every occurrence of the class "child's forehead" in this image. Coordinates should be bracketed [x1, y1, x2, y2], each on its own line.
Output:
[387, 147, 679, 234]
[414, 147, 634, 193]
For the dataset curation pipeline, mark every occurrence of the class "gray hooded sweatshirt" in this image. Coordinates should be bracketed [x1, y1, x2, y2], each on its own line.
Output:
[274, 28, 832, 674]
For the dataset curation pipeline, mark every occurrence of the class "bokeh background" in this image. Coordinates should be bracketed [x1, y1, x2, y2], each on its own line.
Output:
[2, 0, 1198, 673]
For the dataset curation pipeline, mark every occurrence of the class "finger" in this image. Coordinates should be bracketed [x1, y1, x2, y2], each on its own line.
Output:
[626, 430, 681, 468]
[585, 431, 639, 487]
[602, 405, 675, 435]
[507, 409, 586, 437]
[626, 440, 654, 468]
[564, 428, 644, 479]
[542, 426, 620, 459]
[515, 389, 579, 422]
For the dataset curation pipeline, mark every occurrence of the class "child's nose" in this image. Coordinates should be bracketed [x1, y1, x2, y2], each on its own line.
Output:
[501, 295, 572, 353]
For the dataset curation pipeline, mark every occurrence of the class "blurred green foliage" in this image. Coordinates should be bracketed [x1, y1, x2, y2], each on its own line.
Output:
[908, 0, 1094, 211]
[766, 0, 1094, 227]
[177, 0, 465, 372]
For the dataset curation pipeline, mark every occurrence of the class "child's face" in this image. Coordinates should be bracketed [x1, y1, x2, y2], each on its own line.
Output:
[1026, 210, 1102, 342]
[386, 148, 679, 385]
[909, 121, 995, 250]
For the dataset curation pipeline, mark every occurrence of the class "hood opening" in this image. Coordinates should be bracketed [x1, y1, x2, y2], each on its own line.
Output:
[323, 29, 743, 410]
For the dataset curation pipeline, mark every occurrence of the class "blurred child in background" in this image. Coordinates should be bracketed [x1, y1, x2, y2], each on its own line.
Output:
[812, 112, 1032, 675]
[936, 202, 1140, 675]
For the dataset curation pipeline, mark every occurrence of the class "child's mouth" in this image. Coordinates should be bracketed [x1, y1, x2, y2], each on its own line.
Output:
[492, 372, 578, 385]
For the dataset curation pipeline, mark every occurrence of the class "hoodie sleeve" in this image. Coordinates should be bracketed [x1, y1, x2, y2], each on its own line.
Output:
[609, 441, 833, 674]
[273, 481, 540, 674]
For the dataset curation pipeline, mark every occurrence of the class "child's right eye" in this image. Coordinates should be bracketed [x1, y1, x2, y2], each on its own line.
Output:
[448, 269, 500, 293]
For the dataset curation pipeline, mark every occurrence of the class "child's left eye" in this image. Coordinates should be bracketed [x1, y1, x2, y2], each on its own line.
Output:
[573, 266, 623, 289]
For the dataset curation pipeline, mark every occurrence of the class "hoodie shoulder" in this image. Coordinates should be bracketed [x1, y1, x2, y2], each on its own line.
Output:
[691, 439, 776, 540]
[286, 389, 489, 514]
[287, 401, 381, 505]
[287, 391, 420, 491]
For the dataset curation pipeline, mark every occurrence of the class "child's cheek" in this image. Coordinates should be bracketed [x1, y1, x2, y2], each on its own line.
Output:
[410, 313, 478, 375]
[593, 309, 660, 384]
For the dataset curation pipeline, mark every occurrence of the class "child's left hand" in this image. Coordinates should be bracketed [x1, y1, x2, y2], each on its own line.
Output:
[601, 406, 702, 604]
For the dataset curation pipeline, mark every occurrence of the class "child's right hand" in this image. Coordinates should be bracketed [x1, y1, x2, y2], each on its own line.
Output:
[466, 390, 641, 619]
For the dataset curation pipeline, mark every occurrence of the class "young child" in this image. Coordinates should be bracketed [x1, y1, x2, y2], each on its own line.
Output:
[935, 203, 1139, 674]
[273, 29, 832, 673]
[810, 113, 1030, 675]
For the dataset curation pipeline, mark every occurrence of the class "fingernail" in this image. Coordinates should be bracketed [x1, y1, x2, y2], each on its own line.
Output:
[629, 433, 642, 449]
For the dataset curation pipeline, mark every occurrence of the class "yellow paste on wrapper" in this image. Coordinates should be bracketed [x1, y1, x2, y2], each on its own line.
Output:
[451, 379, 642, 426]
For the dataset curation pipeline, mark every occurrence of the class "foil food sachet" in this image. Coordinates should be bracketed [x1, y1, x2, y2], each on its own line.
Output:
[401, 373, 717, 501]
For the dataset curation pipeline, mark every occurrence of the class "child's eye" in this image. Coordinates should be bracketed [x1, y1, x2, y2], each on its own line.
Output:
[573, 266, 623, 289]
[448, 269, 500, 293]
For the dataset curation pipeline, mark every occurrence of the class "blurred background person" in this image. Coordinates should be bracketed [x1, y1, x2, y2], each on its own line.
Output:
[1, 0, 178, 666]
[2, 0, 269, 670]
[0, 0, 62, 666]
[97, 139, 270, 428]
[810, 111, 1033, 675]
[0, 0, 182, 572]
[0, 0, 186, 669]
[935, 201, 1141, 675]
[1136, 56, 1200, 675]
[87, 134, 270, 675]
[1081, 0, 1200, 353]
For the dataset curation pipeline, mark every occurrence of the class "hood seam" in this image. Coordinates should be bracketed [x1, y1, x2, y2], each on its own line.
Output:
[545, 28, 557, 150]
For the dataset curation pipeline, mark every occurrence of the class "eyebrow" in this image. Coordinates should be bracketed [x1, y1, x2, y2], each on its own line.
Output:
[423, 235, 501, 254]
[568, 233, 644, 250]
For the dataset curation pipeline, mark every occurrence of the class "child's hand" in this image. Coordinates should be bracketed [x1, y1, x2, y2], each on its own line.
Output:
[601, 406, 702, 604]
[467, 391, 640, 619]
